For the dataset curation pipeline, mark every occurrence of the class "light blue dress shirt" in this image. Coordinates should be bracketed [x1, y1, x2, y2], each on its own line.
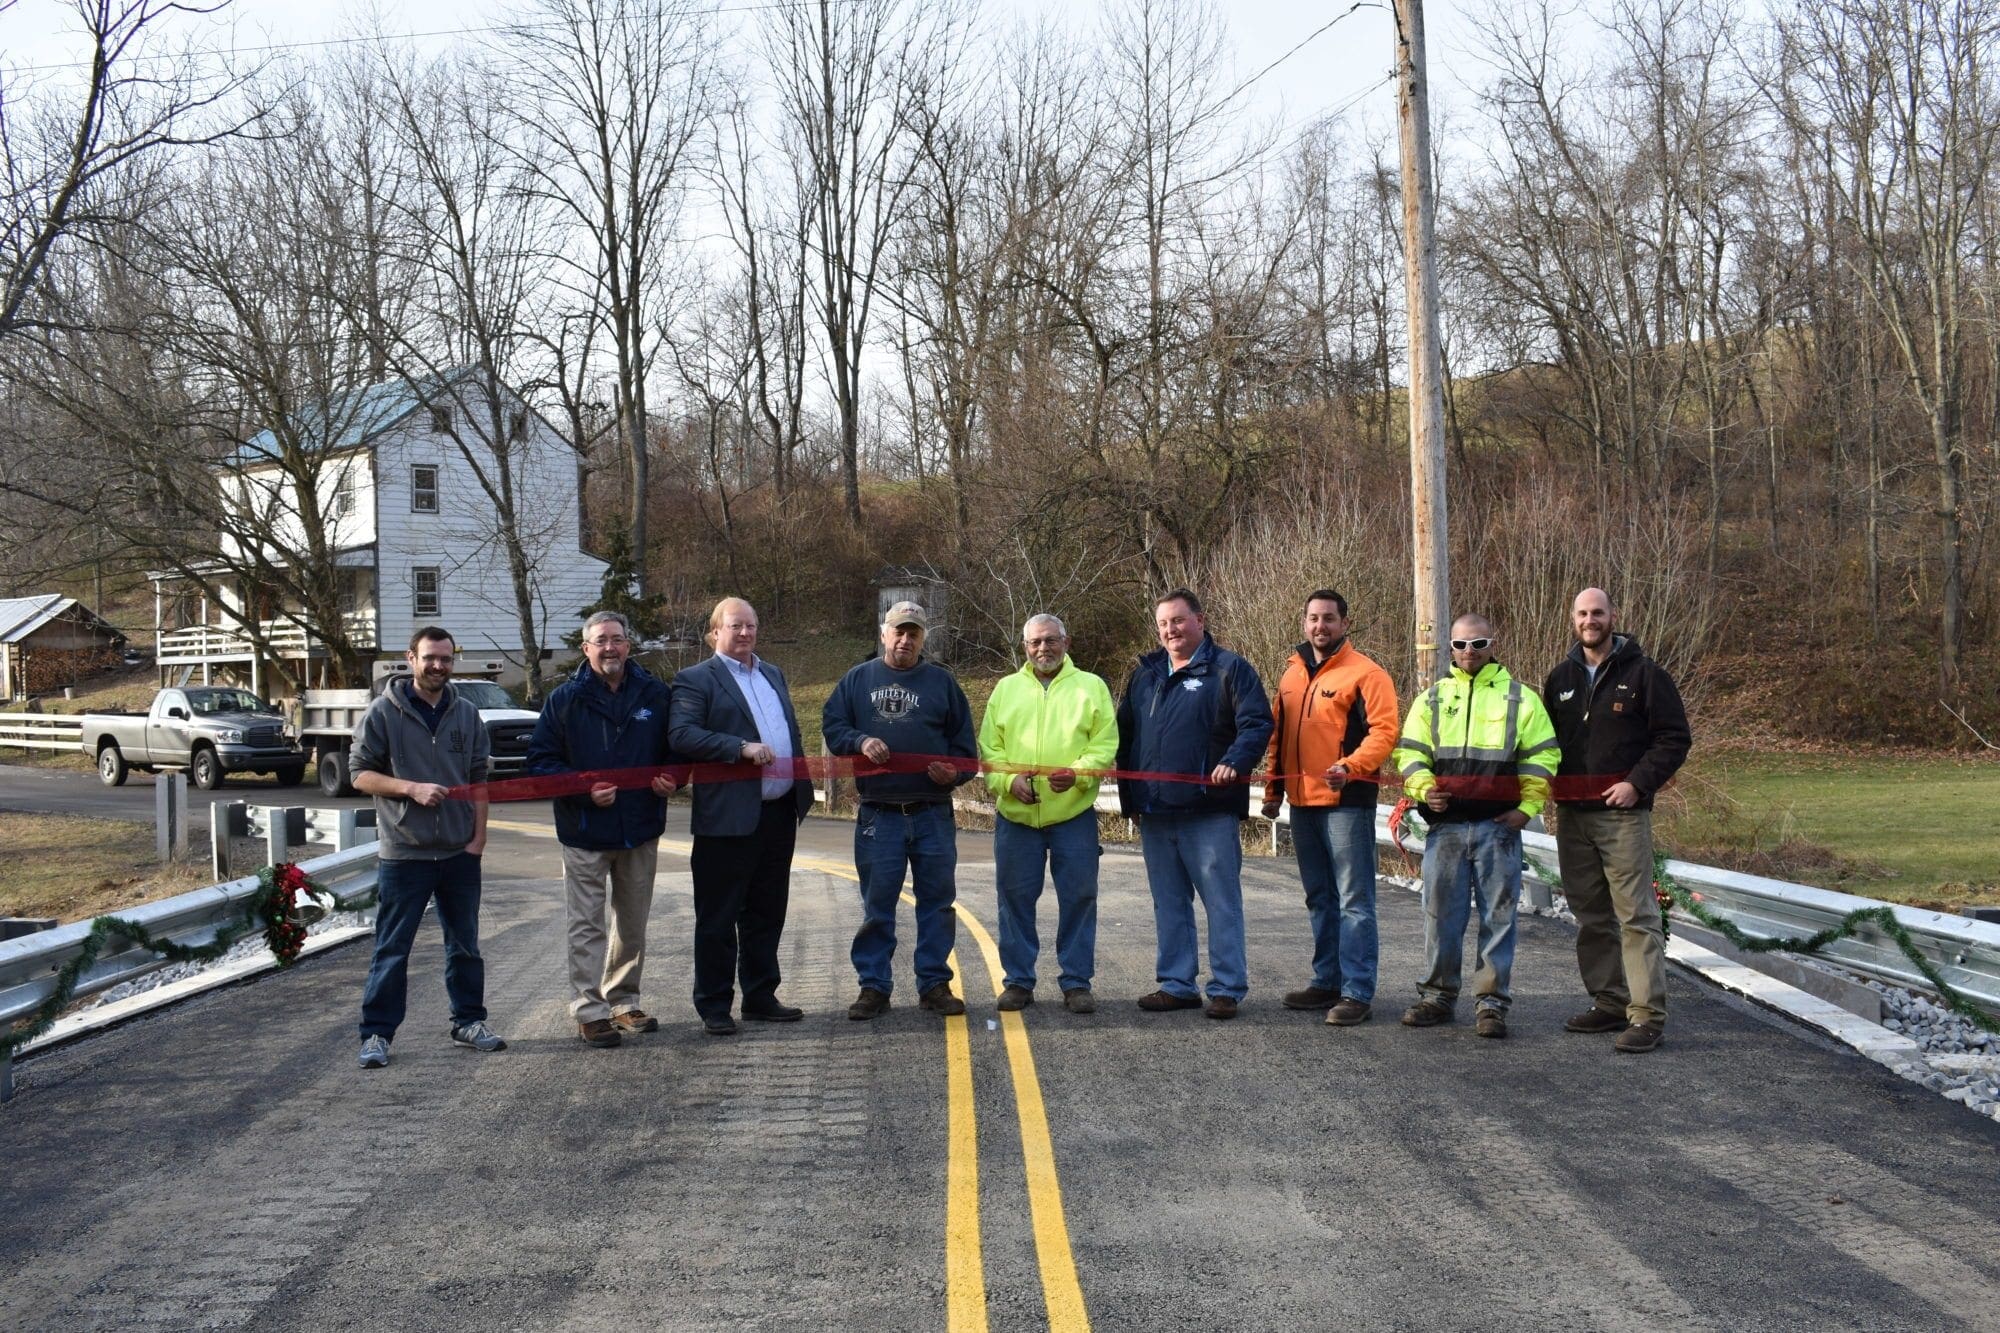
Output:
[719, 652, 795, 801]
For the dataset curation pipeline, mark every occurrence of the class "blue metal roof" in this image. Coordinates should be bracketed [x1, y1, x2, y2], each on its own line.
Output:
[229, 372, 467, 465]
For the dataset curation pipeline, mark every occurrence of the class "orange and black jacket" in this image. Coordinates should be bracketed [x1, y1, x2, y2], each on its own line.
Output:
[1263, 638, 1401, 810]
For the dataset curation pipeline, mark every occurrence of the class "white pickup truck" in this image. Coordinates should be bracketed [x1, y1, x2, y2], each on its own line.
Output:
[299, 660, 541, 796]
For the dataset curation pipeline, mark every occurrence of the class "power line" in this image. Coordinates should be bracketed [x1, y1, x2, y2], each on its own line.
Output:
[1221, 1, 1384, 108]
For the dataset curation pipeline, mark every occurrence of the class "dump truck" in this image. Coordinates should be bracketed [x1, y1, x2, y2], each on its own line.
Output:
[299, 659, 540, 797]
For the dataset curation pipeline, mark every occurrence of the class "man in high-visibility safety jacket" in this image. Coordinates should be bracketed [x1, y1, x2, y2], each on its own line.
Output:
[977, 613, 1120, 1015]
[1390, 613, 1560, 1040]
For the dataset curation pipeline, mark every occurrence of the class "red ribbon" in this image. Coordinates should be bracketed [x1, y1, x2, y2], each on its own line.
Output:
[449, 754, 1639, 805]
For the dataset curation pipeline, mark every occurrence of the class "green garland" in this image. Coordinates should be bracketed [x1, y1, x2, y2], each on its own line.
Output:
[2, 865, 376, 1059]
[1524, 850, 1997, 1034]
[1652, 854, 2000, 1037]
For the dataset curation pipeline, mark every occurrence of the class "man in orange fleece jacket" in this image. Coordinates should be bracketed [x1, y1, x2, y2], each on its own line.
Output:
[1261, 589, 1401, 1026]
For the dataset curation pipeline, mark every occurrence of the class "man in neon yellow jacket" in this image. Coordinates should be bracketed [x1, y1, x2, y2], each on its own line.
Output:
[1391, 613, 1560, 1040]
[978, 613, 1120, 1014]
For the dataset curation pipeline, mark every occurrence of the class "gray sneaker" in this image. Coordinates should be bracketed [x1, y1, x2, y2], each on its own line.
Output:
[358, 1035, 390, 1069]
[449, 1020, 507, 1052]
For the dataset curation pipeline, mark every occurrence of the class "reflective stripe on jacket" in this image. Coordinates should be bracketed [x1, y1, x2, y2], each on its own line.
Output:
[1390, 661, 1559, 822]
[978, 656, 1119, 829]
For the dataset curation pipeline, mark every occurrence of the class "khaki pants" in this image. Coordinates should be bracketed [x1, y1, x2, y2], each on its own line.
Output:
[1555, 808, 1667, 1027]
[561, 842, 659, 1022]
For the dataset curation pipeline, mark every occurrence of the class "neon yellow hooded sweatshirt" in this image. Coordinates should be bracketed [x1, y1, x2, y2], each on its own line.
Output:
[977, 656, 1120, 829]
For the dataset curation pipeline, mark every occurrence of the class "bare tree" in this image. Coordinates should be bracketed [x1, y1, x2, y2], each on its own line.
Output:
[500, 0, 718, 591]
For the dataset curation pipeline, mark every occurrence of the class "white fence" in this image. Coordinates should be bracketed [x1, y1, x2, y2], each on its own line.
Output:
[0, 713, 84, 752]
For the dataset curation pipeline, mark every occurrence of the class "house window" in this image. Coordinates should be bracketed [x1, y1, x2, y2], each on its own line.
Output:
[429, 405, 452, 434]
[509, 409, 529, 441]
[411, 464, 439, 514]
[334, 467, 355, 518]
[412, 566, 441, 618]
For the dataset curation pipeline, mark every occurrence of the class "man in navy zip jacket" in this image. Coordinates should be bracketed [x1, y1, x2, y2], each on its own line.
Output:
[822, 601, 977, 1021]
[1116, 589, 1273, 1019]
[526, 611, 679, 1048]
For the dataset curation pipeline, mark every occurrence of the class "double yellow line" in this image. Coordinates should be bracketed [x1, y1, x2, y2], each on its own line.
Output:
[490, 820, 1090, 1329]
[794, 852, 1089, 1333]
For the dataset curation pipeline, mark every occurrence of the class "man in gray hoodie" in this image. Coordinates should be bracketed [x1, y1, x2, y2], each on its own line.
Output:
[353, 626, 500, 1069]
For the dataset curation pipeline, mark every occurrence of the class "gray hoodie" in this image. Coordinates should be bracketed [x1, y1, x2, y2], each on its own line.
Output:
[350, 676, 491, 861]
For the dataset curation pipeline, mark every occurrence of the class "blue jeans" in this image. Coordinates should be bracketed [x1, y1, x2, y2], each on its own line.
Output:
[852, 803, 957, 994]
[1416, 819, 1521, 1014]
[1139, 812, 1247, 1001]
[359, 852, 486, 1039]
[993, 810, 1100, 993]
[1292, 804, 1379, 1003]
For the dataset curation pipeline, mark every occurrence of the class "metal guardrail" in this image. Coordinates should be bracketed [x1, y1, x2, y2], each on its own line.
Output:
[0, 712, 84, 751]
[0, 841, 380, 1099]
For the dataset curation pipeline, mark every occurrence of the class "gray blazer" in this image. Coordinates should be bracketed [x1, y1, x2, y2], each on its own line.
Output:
[667, 654, 815, 836]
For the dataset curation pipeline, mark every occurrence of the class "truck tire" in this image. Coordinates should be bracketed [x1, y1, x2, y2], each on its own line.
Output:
[318, 745, 352, 797]
[97, 743, 129, 787]
[274, 764, 305, 787]
[189, 745, 225, 791]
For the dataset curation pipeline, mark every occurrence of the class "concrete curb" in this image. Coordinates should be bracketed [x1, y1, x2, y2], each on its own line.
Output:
[18, 924, 373, 1058]
[1666, 935, 2000, 1121]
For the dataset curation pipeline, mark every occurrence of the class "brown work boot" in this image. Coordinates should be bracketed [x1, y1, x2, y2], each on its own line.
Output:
[578, 1018, 621, 1048]
[1615, 1022, 1665, 1053]
[1400, 1000, 1453, 1027]
[996, 985, 1034, 1012]
[847, 988, 891, 1021]
[1564, 1007, 1626, 1034]
[611, 1009, 658, 1034]
[1474, 1009, 1508, 1039]
[1137, 989, 1203, 1012]
[919, 983, 967, 1015]
[1062, 988, 1096, 1014]
[1205, 996, 1239, 1020]
[1283, 985, 1338, 1011]
[1325, 998, 1372, 1026]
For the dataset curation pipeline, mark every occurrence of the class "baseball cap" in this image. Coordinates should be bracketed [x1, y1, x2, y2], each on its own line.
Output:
[884, 600, 928, 630]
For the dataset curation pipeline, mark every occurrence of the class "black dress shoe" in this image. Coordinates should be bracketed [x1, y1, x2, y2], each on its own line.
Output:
[702, 1014, 738, 1036]
[743, 1002, 804, 1022]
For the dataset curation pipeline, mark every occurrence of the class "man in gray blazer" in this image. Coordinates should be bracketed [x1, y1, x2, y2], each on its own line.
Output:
[668, 598, 816, 1033]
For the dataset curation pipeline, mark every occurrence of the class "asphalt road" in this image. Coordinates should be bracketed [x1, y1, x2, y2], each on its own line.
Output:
[4, 796, 2000, 1330]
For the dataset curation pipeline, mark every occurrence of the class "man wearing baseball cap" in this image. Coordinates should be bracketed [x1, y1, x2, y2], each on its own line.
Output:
[823, 600, 978, 1019]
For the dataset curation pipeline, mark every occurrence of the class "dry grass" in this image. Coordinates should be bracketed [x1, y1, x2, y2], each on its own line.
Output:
[0, 812, 219, 923]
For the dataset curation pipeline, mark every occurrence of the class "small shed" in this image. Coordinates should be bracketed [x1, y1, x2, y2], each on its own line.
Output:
[0, 595, 126, 700]
[872, 563, 952, 659]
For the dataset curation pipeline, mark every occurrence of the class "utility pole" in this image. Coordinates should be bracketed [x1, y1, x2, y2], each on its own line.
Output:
[1395, 0, 1450, 690]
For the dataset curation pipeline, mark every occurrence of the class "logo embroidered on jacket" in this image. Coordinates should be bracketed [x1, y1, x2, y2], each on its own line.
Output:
[1559, 688, 1576, 701]
[871, 685, 919, 719]
[634, 707, 654, 721]
[1612, 702, 1626, 713]
[1320, 688, 1338, 699]
[449, 729, 467, 754]
[1181, 678, 1203, 692]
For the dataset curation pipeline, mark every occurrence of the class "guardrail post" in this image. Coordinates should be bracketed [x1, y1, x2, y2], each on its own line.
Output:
[211, 809, 232, 881]
[262, 806, 291, 867]
[156, 772, 188, 862]
[2, 1049, 12, 1103]
[331, 808, 375, 851]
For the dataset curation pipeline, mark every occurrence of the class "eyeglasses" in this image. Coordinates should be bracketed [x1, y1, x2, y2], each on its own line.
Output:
[1450, 637, 1493, 651]
[1025, 636, 1066, 647]
[586, 636, 628, 648]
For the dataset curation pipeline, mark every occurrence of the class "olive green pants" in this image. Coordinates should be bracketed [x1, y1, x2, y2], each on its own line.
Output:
[1555, 808, 1667, 1027]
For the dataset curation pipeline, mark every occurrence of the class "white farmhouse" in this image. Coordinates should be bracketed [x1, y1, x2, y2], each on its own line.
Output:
[152, 373, 607, 696]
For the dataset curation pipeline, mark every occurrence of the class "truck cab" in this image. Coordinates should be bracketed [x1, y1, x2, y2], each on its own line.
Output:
[300, 660, 540, 797]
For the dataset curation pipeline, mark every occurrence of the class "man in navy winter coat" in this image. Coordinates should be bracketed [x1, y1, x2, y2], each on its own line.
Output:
[525, 611, 679, 1048]
[1116, 589, 1273, 1019]
[822, 601, 977, 1021]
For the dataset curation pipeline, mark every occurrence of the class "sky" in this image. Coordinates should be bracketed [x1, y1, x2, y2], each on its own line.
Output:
[0, 0, 1501, 143]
